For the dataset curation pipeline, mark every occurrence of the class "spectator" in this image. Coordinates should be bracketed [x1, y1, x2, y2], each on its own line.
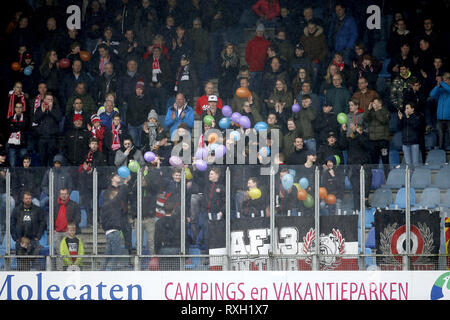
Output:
[231, 77, 263, 115]
[41, 17, 65, 58]
[84, 0, 107, 53]
[281, 118, 299, 160]
[264, 44, 288, 74]
[251, 0, 281, 27]
[95, 62, 119, 106]
[39, 50, 62, 98]
[12, 155, 40, 206]
[317, 131, 344, 167]
[64, 98, 88, 132]
[321, 63, 341, 95]
[15, 236, 38, 271]
[141, 110, 164, 153]
[11, 191, 46, 270]
[351, 77, 379, 113]
[388, 42, 414, 79]
[325, 73, 351, 115]
[88, 114, 107, 153]
[349, 54, 379, 91]
[66, 82, 97, 119]
[275, 168, 298, 216]
[330, 51, 352, 88]
[187, 17, 211, 84]
[118, 29, 142, 64]
[153, 130, 173, 166]
[320, 155, 345, 215]
[288, 43, 313, 84]
[240, 100, 263, 129]
[261, 57, 289, 105]
[90, 44, 120, 80]
[7, 102, 30, 168]
[295, 81, 322, 114]
[239, 176, 269, 218]
[170, 24, 193, 72]
[272, 28, 294, 66]
[315, 102, 339, 146]
[291, 68, 311, 97]
[387, 18, 413, 59]
[99, 99, 120, 130]
[195, 81, 224, 116]
[114, 136, 145, 168]
[327, 2, 358, 65]
[104, 113, 128, 165]
[390, 63, 413, 112]
[59, 222, 85, 271]
[430, 72, 450, 150]
[112, 0, 137, 36]
[345, 98, 365, 137]
[134, 0, 159, 47]
[286, 136, 307, 165]
[245, 23, 271, 96]
[164, 93, 194, 137]
[60, 60, 93, 111]
[63, 114, 91, 166]
[92, 26, 121, 59]
[34, 92, 62, 167]
[397, 102, 424, 166]
[218, 43, 240, 106]
[200, 95, 222, 127]
[126, 79, 152, 148]
[266, 79, 293, 132]
[173, 54, 199, 104]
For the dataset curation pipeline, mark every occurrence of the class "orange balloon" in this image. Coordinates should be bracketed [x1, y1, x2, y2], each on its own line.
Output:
[11, 62, 21, 71]
[80, 50, 91, 62]
[207, 132, 219, 144]
[319, 187, 328, 199]
[326, 193, 337, 205]
[236, 87, 250, 98]
[59, 58, 71, 69]
[297, 188, 307, 201]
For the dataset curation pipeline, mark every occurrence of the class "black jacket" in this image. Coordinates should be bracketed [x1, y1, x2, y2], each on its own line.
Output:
[53, 199, 82, 234]
[100, 184, 129, 232]
[64, 127, 92, 166]
[398, 112, 424, 145]
[154, 215, 181, 253]
[126, 94, 152, 126]
[7, 114, 30, 148]
[340, 131, 372, 165]
[33, 104, 62, 137]
[11, 203, 46, 242]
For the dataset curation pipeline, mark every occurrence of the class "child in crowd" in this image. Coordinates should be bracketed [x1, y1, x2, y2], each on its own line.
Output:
[59, 222, 85, 271]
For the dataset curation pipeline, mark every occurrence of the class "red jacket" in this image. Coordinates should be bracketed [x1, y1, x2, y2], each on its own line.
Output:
[245, 36, 271, 72]
[195, 95, 223, 115]
[252, 0, 280, 21]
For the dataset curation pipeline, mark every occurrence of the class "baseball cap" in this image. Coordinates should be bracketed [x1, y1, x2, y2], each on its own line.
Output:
[208, 95, 218, 102]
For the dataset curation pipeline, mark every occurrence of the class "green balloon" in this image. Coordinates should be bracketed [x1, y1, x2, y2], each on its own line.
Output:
[128, 160, 140, 173]
[334, 155, 341, 166]
[337, 112, 348, 125]
[303, 194, 314, 208]
[203, 115, 214, 126]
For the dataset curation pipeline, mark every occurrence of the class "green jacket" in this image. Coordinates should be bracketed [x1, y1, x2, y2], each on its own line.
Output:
[60, 236, 85, 267]
[390, 73, 411, 110]
[364, 107, 390, 141]
[282, 129, 299, 159]
[294, 106, 316, 140]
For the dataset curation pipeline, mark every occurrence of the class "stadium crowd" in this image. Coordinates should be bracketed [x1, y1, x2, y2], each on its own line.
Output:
[0, 0, 449, 268]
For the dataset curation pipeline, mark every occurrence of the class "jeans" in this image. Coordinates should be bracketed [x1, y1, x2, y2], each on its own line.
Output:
[127, 123, 144, 148]
[402, 144, 420, 166]
[437, 120, 450, 150]
[7, 147, 28, 168]
[102, 230, 123, 271]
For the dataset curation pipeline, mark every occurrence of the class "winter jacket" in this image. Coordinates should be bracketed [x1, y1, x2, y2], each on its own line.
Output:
[53, 199, 82, 233]
[60, 236, 85, 267]
[114, 146, 145, 167]
[164, 103, 195, 136]
[192, 180, 225, 214]
[325, 86, 351, 115]
[100, 184, 129, 232]
[390, 73, 412, 111]
[7, 114, 30, 148]
[126, 94, 152, 127]
[33, 104, 62, 137]
[340, 130, 372, 165]
[364, 107, 390, 141]
[300, 25, 329, 63]
[328, 14, 358, 52]
[294, 105, 316, 140]
[154, 215, 181, 253]
[11, 203, 46, 242]
[41, 166, 74, 196]
[64, 127, 92, 166]
[195, 95, 224, 115]
[398, 112, 424, 145]
[351, 89, 379, 113]
[245, 35, 271, 72]
[430, 82, 450, 120]
[252, 0, 280, 21]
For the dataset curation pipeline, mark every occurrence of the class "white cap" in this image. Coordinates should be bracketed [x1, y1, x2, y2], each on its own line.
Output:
[208, 95, 218, 102]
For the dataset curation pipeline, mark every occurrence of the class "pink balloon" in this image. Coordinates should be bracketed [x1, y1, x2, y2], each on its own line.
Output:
[144, 151, 156, 162]
[222, 105, 232, 117]
[239, 115, 251, 129]
[194, 159, 208, 171]
[292, 103, 301, 113]
[231, 112, 241, 123]
[169, 155, 183, 167]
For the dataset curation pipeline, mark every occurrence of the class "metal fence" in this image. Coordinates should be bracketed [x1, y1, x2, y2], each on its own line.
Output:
[1, 163, 449, 271]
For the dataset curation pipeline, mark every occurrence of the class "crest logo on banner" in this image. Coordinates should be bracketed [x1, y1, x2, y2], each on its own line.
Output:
[303, 228, 345, 270]
[430, 272, 450, 300]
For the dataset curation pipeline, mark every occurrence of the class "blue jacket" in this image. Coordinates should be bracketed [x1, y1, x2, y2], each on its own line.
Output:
[430, 82, 450, 120]
[164, 103, 195, 137]
[328, 14, 358, 52]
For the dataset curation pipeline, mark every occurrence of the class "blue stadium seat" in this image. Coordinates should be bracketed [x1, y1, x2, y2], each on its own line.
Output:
[378, 58, 391, 78]
[385, 168, 405, 189]
[370, 168, 385, 190]
[370, 187, 393, 209]
[425, 148, 446, 169]
[411, 167, 432, 189]
[432, 165, 450, 189]
[414, 187, 441, 210]
[70, 190, 80, 204]
[365, 227, 376, 249]
[390, 187, 416, 209]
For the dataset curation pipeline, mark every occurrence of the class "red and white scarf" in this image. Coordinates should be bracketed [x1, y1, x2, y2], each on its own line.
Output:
[111, 123, 121, 151]
[8, 91, 26, 118]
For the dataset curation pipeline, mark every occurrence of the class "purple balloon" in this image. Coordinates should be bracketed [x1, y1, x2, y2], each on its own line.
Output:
[194, 159, 208, 171]
[169, 155, 183, 167]
[144, 151, 156, 163]
[222, 105, 232, 117]
[214, 144, 227, 158]
[239, 115, 251, 129]
[195, 147, 208, 160]
[292, 103, 301, 113]
[231, 112, 241, 123]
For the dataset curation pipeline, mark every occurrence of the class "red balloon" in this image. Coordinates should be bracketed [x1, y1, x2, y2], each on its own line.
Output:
[236, 87, 250, 98]
[80, 50, 91, 62]
[59, 58, 71, 69]
[11, 62, 21, 71]
[326, 193, 337, 205]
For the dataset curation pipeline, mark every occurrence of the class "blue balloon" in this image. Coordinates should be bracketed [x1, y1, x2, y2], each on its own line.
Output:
[254, 121, 268, 132]
[259, 146, 270, 157]
[118, 166, 130, 178]
[219, 117, 231, 129]
[281, 173, 294, 190]
[23, 66, 32, 76]
[229, 130, 241, 142]
[299, 177, 309, 189]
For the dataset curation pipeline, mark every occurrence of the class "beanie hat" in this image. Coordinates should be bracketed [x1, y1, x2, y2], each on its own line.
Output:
[91, 114, 100, 123]
[147, 109, 158, 120]
[73, 114, 83, 122]
[136, 78, 145, 90]
[326, 155, 337, 166]
[256, 23, 265, 32]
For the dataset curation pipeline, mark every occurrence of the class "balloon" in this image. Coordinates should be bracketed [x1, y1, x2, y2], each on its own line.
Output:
[249, 188, 262, 200]
[293, 183, 301, 191]
[203, 115, 214, 126]
[229, 130, 241, 142]
[219, 117, 231, 129]
[128, 160, 140, 173]
[259, 146, 270, 157]
[194, 159, 207, 171]
[334, 155, 341, 166]
[299, 177, 309, 189]
[11, 62, 21, 71]
[118, 166, 130, 178]
[239, 115, 251, 129]
[326, 193, 337, 205]
[23, 66, 32, 76]
[297, 188, 307, 200]
[79, 50, 91, 62]
[195, 147, 208, 160]
[303, 194, 314, 208]
[185, 167, 193, 180]
[169, 155, 183, 167]
[236, 87, 250, 98]
[207, 132, 219, 144]
[59, 58, 71, 69]
[281, 173, 294, 190]
[337, 112, 348, 125]
[254, 121, 268, 132]
[222, 105, 232, 117]
[214, 144, 226, 158]
[144, 151, 156, 163]
[231, 112, 241, 123]
[292, 103, 301, 113]
[209, 143, 219, 151]
[319, 187, 328, 199]
[288, 169, 296, 177]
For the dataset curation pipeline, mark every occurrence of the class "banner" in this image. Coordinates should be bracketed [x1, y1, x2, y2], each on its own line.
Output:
[375, 209, 441, 270]
[446, 217, 450, 270]
[208, 215, 359, 271]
